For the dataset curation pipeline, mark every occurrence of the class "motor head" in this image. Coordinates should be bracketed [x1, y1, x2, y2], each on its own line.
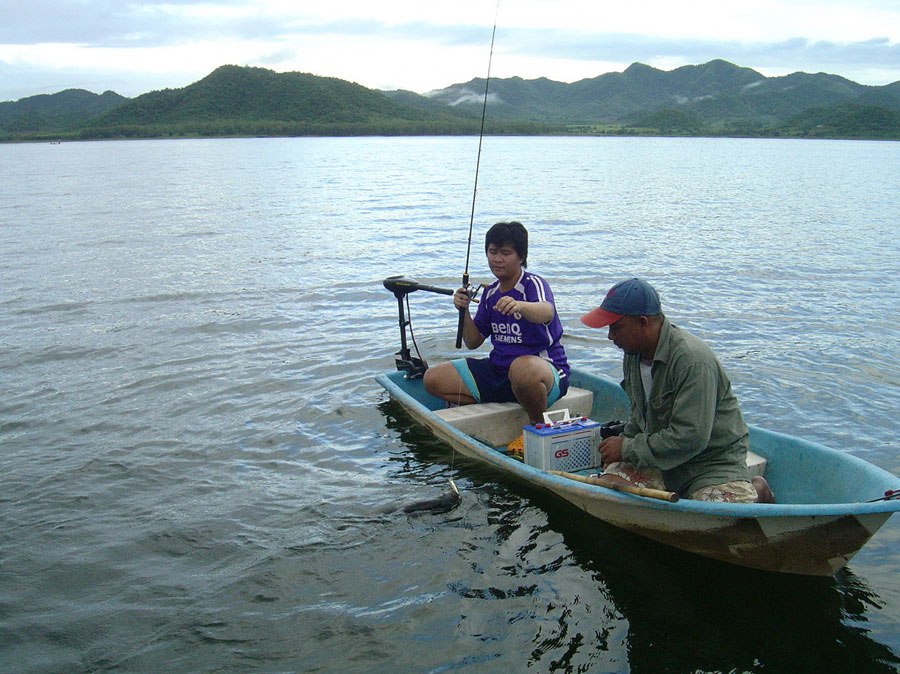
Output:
[383, 275, 421, 298]
[383, 276, 454, 298]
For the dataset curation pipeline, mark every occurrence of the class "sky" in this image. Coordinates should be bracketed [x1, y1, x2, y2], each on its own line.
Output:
[1, 0, 899, 103]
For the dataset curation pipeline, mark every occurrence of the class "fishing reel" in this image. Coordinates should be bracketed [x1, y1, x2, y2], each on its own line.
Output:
[464, 282, 486, 302]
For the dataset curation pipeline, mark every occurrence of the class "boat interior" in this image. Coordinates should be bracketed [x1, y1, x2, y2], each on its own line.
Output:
[434, 386, 767, 477]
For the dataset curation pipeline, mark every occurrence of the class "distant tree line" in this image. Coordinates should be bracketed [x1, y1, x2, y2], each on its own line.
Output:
[3, 63, 899, 142]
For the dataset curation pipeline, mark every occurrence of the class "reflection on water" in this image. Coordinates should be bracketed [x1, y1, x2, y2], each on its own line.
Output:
[381, 399, 900, 674]
[554, 510, 898, 674]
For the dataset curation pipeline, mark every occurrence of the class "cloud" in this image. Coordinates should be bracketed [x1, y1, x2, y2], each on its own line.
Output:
[0, 0, 283, 46]
[1, 0, 898, 102]
[495, 28, 900, 76]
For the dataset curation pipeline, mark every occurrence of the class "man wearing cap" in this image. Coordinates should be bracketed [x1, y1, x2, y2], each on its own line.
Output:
[581, 278, 774, 503]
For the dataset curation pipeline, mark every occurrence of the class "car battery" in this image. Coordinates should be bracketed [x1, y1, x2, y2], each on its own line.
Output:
[523, 412, 601, 472]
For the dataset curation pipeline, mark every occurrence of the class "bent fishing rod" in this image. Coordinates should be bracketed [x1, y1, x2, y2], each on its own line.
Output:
[456, 0, 500, 349]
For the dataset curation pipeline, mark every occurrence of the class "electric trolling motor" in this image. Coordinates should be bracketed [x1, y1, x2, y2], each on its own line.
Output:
[383, 275, 454, 380]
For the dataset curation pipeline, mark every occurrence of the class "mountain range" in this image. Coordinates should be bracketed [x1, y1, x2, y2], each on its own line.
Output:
[2, 60, 899, 141]
[402, 60, 900, 130]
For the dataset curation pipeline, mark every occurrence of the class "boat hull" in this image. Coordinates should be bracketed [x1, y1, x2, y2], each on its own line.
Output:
[542, 478, 892, 575]
[376, 368, 900, 576]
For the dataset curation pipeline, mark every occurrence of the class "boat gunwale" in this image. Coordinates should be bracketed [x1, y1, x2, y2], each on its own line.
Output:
[376, 370, 900, 519]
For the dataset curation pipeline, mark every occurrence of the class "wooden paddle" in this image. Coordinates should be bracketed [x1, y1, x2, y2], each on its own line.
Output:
[549, 470, 680, 503]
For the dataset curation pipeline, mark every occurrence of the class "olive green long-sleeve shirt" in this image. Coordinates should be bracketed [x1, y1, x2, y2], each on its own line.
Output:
[620, 316, 751, 496]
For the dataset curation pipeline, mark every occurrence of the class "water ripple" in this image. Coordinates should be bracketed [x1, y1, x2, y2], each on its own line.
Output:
[2, 136, 899, 674]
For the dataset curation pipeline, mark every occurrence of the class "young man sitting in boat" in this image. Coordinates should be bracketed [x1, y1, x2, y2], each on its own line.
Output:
[423, 222, 570, 441]
[581, 278, 775, 503]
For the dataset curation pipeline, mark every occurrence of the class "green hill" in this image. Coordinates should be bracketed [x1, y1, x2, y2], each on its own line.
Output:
[413, 59, 900, 135]
[80, 65, 485, 138]
[776, 103, 900, 139]
[0, 89, 127, 134]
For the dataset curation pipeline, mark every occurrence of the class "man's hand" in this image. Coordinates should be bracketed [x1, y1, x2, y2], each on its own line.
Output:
[453, 287, 472, 311]
[494, 295, 519, 316]
[599, 436, 624, 466]
[493, 298, 554, 323]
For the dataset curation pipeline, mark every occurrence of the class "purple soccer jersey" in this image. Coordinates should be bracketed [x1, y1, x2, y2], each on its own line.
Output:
[472, 270, 569, 376]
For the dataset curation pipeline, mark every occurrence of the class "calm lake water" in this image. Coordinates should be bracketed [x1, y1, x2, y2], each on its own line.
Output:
[1, 135, 899, 673]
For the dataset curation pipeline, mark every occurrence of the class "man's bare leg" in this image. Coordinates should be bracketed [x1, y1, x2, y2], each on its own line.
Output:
[423, 362, 477, 405]
[508, 355, 555, 425]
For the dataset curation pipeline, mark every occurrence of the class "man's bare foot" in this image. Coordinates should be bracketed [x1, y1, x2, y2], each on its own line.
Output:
[752, 476, 776, 503]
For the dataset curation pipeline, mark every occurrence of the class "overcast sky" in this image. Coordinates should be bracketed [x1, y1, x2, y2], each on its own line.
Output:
[1, 0, 898, 102]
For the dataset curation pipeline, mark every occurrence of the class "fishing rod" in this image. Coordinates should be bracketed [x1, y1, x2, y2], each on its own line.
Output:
[381, 8, 500, 506]
[456, 0, 501, 349]
[868, 488, 900, 502]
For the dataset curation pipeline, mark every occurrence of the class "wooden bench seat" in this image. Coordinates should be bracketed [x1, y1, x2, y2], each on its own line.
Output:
[433, 384, 768, 477]
[433, 386, 594, 447]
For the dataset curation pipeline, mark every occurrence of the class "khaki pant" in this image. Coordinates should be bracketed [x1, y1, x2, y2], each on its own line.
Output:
[603, 462, 756, 503]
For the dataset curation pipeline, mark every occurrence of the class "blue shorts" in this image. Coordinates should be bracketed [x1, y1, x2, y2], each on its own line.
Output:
[451, 357, 568, 405]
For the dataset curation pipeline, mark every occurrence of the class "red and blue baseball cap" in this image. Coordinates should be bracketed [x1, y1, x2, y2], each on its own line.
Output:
[580, 278, 661, 328]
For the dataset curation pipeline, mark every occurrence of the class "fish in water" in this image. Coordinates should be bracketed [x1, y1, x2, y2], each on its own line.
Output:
[400, 489, 461, 514]
[387, 479, 461, 515]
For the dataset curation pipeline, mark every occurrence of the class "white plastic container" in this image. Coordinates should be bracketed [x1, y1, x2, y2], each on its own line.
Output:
[523, 409, 601, 472]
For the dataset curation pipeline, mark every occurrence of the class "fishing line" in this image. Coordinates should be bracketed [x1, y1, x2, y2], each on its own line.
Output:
[448, 0, 501, 488]
[455, 0, 500, 351]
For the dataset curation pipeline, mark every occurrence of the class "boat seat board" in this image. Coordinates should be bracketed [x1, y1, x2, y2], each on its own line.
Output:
[432, 384, 768, 476]
[434, 387, 594, 447]
[746, 451, 766, 477]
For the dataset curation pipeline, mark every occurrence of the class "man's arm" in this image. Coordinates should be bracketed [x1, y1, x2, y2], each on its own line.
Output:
[493, 296, 554, 323]
[621, 362, 718, 471]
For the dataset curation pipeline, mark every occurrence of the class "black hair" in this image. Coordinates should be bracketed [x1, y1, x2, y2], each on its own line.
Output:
[484, 221, 528, 268]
